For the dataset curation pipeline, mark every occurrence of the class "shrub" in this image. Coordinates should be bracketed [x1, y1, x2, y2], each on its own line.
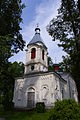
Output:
[35, 102, 46, 113]
[48, 99, 80, 120]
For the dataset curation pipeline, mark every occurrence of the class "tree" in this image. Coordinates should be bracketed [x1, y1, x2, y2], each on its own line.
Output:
[0, 0, 25, 53]
[59, 55, 71, 72]
[0, 0, 25, 109]
[47, 0, 80, 101]
[0, 62, 24, 109]
[48, 99, 80, 120]
[48, 56, 54, 71]
[8, 62, 24, 78]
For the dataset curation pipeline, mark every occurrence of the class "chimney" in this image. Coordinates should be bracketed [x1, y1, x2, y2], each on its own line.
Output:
[53, 64, 59, 72]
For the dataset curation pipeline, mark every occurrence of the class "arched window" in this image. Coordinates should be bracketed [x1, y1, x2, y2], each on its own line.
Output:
[31, 48, 36, 59]
[42, 50, 44, 60]
[28, 87, 35, 92]
[61, 87, 64, 99]
[18, 88, 22, 100]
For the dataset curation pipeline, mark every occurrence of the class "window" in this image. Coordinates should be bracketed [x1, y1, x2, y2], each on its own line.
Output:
[62, 88, 64, 99]
[18, 88, 22, 100]
[42, 50, 44, 60]
[31, 48, 36, 59]
[72, 90, 75, 100]
[42, 85, 49, 99]
[31, 65, 34, 71]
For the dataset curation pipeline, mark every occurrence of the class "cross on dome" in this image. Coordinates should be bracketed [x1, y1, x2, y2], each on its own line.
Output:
[37, 23, 39, 27]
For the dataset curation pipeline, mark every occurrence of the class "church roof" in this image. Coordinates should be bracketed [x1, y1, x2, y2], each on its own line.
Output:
[27, 26, 47, 48]
[24, 71, 67, 83]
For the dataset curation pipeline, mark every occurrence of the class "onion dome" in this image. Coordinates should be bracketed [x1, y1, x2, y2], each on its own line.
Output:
[27, 25, 47, 48]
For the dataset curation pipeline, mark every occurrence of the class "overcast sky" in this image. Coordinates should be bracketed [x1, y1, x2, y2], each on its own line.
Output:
[9, 0, 66, 64]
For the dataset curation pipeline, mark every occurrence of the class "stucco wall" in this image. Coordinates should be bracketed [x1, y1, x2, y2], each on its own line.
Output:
[24, 44, 48, 74]
[13, 72, 68, 108]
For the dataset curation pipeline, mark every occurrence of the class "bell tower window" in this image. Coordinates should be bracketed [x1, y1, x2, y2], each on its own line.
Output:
[31, 48, 36, 59]
[31, 65, 34, 71]
[42, 50, 44, 60]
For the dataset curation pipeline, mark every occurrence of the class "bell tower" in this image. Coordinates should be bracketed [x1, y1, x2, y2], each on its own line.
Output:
[24, 26, 48, 74]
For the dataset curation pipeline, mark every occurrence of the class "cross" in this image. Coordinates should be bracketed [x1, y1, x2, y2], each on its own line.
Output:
[37, 23, 39, 27]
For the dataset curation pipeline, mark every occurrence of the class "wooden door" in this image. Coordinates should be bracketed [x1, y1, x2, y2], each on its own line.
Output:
[27, 92, 35, 108]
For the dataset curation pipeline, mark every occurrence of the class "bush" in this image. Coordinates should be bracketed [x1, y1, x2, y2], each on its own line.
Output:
[2, 94, 14, 110]
[35, 102, 46, 113]
[48, 99, 80, 120]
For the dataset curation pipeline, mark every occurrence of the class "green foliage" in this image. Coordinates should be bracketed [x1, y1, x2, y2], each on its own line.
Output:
[59, 55, 72, 72]
[0, 62, 24, 110]
[0, 0, 25, 109]
[8, 62, 24, 77]
[35, 102, 46, 113]
[0, 110, 50, 120]
[0, 36, 12, 66]
[47, 0, 80, 101]
[48, 56, 53, 71]
[0, 0, 25, 53]
[48, 99, 80, 120]
[0, 100, 80, 120]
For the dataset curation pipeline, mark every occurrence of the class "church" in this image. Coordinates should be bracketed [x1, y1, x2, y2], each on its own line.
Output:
[13, 26, 78, 109]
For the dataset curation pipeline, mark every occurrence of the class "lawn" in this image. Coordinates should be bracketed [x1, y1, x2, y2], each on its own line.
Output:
[0, 110, 51, 120]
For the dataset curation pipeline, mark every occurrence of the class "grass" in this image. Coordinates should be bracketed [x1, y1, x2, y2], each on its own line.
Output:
[0, 109, 51, 120]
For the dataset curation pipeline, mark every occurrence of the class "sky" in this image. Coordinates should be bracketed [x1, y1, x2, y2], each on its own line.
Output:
[9, 0, 66, 64]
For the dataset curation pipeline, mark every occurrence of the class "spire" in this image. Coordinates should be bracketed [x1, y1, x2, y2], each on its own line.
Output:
[27, 24, 47, 49]
[35, 23, 40, 34]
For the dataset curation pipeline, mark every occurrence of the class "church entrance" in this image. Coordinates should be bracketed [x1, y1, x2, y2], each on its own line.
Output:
[27, 87, 35, 108]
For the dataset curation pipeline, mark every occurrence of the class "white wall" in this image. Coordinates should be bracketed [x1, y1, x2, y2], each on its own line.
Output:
[25, 43, 48, 74]
[14, 73, 67, 108]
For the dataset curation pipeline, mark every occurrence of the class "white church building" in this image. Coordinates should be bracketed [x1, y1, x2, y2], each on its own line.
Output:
[13, 26, 78, 109]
